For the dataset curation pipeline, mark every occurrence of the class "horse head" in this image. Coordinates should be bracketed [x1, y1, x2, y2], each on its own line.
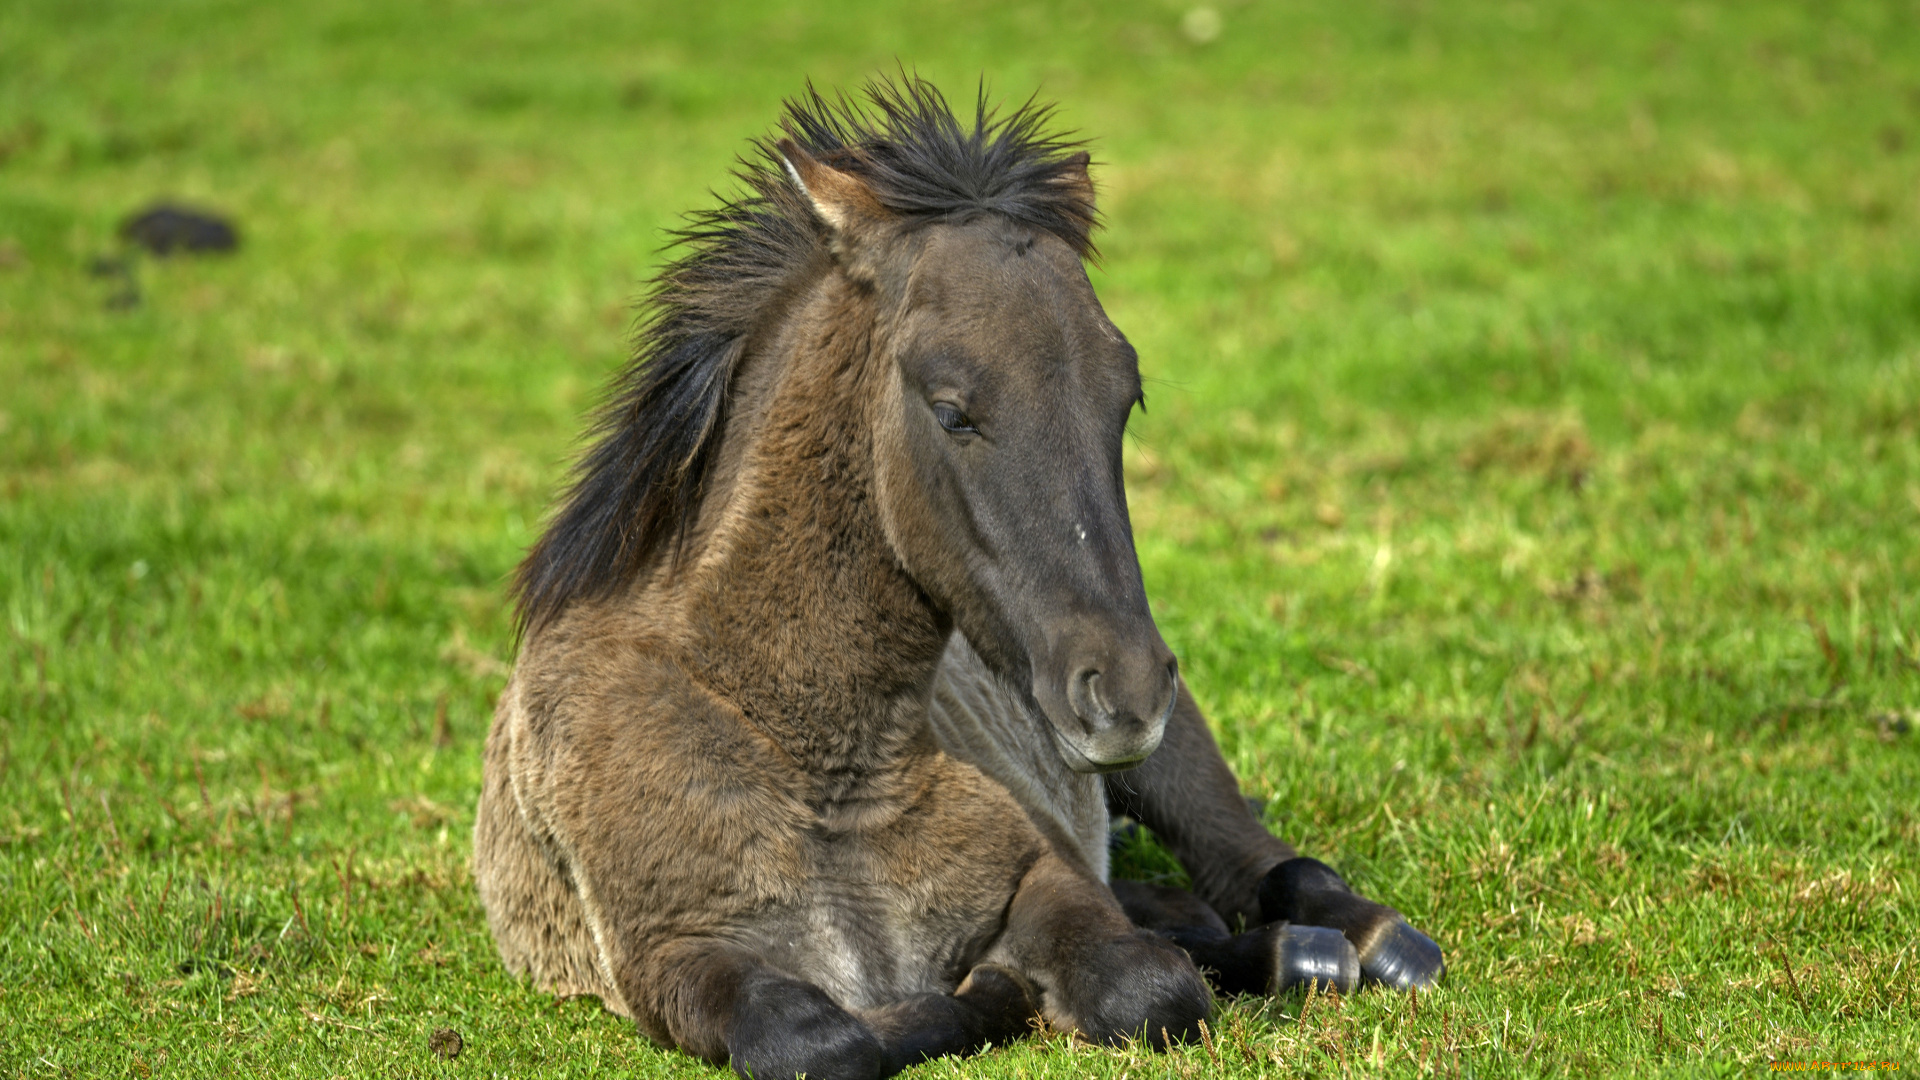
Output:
[782, 136, 1177, 774]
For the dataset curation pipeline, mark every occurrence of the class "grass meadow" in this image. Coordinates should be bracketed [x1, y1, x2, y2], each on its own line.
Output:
[4, 0, 1918, 1075]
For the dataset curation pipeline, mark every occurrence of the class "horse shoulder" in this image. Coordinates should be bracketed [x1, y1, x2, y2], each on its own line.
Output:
[494, 608, 813, 932]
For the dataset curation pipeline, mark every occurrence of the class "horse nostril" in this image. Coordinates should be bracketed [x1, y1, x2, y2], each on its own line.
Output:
[1068, 667, 1107, 732]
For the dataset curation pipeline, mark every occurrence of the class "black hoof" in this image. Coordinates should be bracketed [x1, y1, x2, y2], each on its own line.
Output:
[1357, 917, 1445, 990]
[1268, 924, 1360, 995]
[728, 978, 884, 1080]
[1075, 932, 1212, 1049]
[954, 964, 1038, 1043]
[1257, 857, 1445, 992]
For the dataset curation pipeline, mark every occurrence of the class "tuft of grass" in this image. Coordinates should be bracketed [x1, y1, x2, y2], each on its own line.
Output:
[4, 0, 1917, 1075]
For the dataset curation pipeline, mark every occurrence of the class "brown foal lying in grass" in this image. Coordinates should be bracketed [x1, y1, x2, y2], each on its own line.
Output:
[474, 77, 1440, 1080]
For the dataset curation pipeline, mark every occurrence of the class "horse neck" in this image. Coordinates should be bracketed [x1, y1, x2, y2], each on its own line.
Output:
[675, 274, 949, 771]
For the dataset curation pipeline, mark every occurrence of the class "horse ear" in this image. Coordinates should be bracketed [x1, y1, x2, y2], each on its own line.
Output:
[778, 139, 889, 242]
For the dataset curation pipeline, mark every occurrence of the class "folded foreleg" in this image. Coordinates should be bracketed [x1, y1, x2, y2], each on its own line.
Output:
[986, 852, 1212, 1047]
[1106, 684, 1445, 990]
[1110, 878, 1359, 996]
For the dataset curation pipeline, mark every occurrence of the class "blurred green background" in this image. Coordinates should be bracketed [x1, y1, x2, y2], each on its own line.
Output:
[3, 1, 1917, 1076]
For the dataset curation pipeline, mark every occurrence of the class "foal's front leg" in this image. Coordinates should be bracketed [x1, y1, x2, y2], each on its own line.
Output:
[1257, 855, 1445, 993]
[987, 852, 1212, 1047]
[856, 965, 1039, 1075]
[1110, 879, 1359, 996]
[646, 938, 1035, 1080]
[1105, 683, 1444, 989]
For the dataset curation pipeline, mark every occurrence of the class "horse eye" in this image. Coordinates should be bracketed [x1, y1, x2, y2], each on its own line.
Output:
[932, 402, 976, 435]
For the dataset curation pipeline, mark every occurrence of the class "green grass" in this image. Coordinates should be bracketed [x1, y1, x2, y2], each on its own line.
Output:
[4, 0, 1918, 1075]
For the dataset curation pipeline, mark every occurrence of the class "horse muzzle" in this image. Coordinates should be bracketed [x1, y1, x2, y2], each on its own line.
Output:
[1041, 652, 1179, 774]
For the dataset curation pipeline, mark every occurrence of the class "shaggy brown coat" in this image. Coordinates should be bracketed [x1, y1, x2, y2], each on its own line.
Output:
[476, 81, 1208, 1080]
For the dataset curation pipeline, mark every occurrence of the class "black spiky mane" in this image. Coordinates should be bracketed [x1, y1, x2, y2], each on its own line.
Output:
[513, 77, 1098, 633]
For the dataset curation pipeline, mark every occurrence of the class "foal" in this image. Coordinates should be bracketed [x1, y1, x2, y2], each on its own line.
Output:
[476, 83, 1210, 1078]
